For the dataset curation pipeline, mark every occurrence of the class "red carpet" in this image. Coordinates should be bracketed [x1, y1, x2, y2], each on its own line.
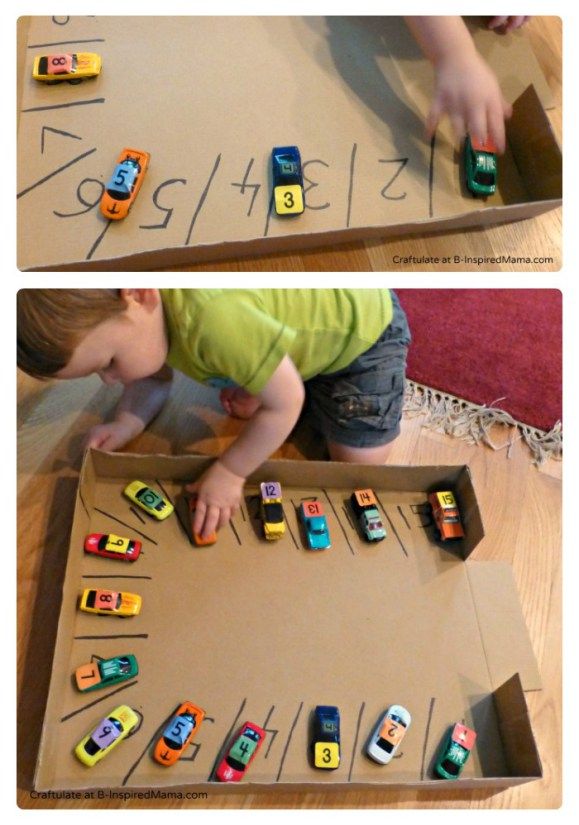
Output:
[396, 289, 562, 433]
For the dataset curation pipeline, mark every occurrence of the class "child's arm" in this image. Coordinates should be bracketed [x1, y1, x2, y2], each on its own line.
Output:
[405, 16, 512, 152]
[85, 364, 173, 451]
[189, 355, 305, 538]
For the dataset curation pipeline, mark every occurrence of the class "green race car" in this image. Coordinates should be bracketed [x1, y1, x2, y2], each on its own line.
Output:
[435, 722, 477, 779]
[464, 135, 497, 196]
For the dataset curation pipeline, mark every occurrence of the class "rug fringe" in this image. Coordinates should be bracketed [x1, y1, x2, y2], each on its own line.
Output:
[403, 381, 562, 466]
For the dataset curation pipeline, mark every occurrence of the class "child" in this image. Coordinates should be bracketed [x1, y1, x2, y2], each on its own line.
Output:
[17, 289, 410, 540]
[405, 15, 531, 153]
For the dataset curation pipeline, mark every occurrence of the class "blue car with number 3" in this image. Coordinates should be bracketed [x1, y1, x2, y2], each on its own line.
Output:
[272, 145, 305, 216]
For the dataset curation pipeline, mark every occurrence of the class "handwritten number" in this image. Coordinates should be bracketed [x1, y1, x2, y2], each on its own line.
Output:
[139, 178, 187, 230]
[302, 159, 330, 210]
[230, 160, 260, 217]
[53, 178, 104, 218]
[378, 158, 409, 200]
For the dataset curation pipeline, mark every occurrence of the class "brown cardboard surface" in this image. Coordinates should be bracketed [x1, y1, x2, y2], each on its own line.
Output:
[17, 16, 561, 270]
[34, 451, 541, 792]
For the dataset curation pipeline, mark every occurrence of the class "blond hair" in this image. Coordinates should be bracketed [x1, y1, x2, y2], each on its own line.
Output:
[17, 289, 127, 378]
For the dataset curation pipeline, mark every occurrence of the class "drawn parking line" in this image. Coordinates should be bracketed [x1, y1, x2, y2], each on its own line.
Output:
[322, 488, 355, 555]
[276, 701, 303, 782]
[60, 680, 139, 722]
[348, 701, 366, 781]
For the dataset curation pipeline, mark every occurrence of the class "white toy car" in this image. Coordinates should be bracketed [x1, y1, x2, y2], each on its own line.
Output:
[367, 705, 411, 764]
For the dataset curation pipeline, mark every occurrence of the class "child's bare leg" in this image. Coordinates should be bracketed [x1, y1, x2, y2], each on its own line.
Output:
[327, 440, 393, 464]
[219, 387, 262, 420]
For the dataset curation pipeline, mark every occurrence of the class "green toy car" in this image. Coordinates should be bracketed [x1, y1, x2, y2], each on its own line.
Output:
[464, 135, 497, 196]
[435, 722, 477, 779]
[74, 654, 138, 692]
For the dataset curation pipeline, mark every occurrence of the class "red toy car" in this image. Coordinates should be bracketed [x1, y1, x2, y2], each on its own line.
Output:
[215, 721, 266, 782]
[84, 533, 142, 561]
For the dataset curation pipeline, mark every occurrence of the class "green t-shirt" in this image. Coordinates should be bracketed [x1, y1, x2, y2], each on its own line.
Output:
[161, 289, 392, 394]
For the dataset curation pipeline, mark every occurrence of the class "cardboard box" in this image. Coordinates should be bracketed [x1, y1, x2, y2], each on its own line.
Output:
[17, 16, 561, 270]
[34, 451, 541, 792]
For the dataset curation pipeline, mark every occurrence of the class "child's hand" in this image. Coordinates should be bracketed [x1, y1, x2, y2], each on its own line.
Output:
[187, 459, 245, 539]
[488, 16, 531, 33]
[428, 50, 512, 153]
[85, 419, 143, 451]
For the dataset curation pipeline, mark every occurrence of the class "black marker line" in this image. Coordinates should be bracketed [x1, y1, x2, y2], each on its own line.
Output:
[17, 146, 97, 198]
[229, 520, 242, 547]
[29, 38, 106, 48]
[263, 190, 275, 237]
[129, 506, 146, 525]
[185, 154, 221, 245]
[421, 697, 436, 780]
[428, 134, 436, 218]
[60, 680, 138, 722]
[397, 505, 411, 530]
[207, 698, 247, 781]
[122, 720, 163, 786]
[21, 98, 105, 113]
[262, 706, 279, 758]
[239, 503, 247, 523]
[276, 701, 303, 782]
[81, 575, 153, 580]
[282, 505, 299, 550]
[93, 508, 158, 545]
[348, 701, 366, 781]
[375, 494, 408, 557]
[322, 488, 355, 556]
[74, 633, 149, 640]
[85, 218, 113, 260]
[341, 504, 356, 531]
[346, 142, 358, 228]
[41, 125, 82, 154]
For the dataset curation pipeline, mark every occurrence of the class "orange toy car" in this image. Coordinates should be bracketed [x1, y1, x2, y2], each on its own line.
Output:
[100, 148, 150, 220]
[188, 494, 217, 546]
[427, 491, 465, 541]
[154, 701, 205, 766]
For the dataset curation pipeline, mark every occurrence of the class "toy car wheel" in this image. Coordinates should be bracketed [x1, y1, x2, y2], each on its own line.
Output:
[67, 78, 83, 84]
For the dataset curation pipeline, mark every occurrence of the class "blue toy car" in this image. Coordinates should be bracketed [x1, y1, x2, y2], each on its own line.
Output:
[272, 145, 305, 216]
[300, 501, 331, 550]
[311, 705, 340, 769]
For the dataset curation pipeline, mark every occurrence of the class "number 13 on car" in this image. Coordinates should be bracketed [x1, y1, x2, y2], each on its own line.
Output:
[272, 146, 305, 216]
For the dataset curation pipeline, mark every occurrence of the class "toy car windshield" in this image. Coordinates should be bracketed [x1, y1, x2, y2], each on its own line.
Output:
[263, 502, 283, 522]
[273, 150, 301, 184]
[86, 590, 121, 610]
[474, 171, 495, 186]
[163, 714, 195, 749]
[439, 757, 461, 776]
[106, 161, 140, 200]
[135, 486, 164, 509]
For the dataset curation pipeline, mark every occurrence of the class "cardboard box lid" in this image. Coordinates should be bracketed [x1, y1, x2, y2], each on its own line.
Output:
[17, 16, 559, 270]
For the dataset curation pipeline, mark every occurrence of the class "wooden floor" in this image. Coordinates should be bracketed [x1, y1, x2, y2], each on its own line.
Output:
[17, 368, 561, 809]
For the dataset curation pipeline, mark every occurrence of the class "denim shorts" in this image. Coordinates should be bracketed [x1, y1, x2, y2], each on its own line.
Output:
[304, 291, 411, 448]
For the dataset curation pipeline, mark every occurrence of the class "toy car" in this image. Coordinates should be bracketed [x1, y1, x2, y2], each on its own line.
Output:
[272, 145, 305, 216]
[75, 654, 139, 692]
[435, 722, 477, 780]
[124, 480, 173, 520]
[84, 532, 142, 561]
[100, 149, 150, 220]
[427, 490, 465, 541]
[154, 701, 206, 766]
[187, 494, 217, 546]
[215, 721, 266, 782]
[259, 481, 285, 540]
[464, 134, 497, 196]
[32, 52, 102, 83]
[312, 705, 340, 769]
[350, 489, 386, 542]
[366, 704, 411, 764]
[75, 704, 139, 767]
[300, 501, 331, 550]
[79, 588, 142, 617]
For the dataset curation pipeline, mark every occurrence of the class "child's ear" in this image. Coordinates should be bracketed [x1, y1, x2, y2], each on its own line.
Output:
[120, 288, 160, 311]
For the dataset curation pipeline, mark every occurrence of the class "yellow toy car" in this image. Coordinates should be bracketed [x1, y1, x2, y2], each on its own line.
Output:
[75, 704, 139, 767]
[32, 52, 102, 84]
[79, 588, 142, 617]
[259, 481, 285, 541]
[124, 480, 174, 520]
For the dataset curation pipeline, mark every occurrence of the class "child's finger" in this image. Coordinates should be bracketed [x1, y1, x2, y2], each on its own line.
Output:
[448, 112, 466, 145]
[426, 99, 443, 138]
[201, 504, 220, 538]
[487, 103, 507, 154]
[488, 16, 509, 30]
[193, 498, 207, 535]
